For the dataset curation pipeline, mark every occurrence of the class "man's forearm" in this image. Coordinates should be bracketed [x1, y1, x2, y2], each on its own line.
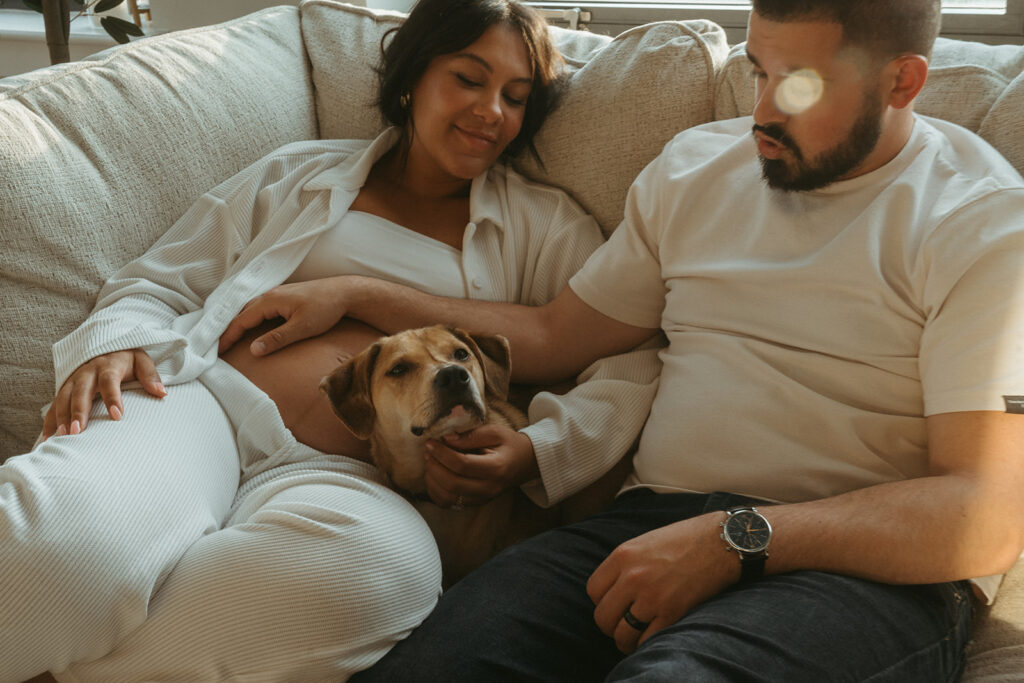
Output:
[761, 472, 1023, 586]
[337, 275, 573, 383]
[336, 275, 658, 385]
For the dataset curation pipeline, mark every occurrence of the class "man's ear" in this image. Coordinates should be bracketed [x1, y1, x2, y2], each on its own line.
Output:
[319, 343, 382, 438]
[886, 54, 929, 109]
[451, 327, 512, 400]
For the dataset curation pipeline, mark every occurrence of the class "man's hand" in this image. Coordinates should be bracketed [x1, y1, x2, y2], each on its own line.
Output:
[586, 514, 740, 654]
[42, 349, 166, 439]
[423, 424, 541, 508]
[218, 279, 348, 356]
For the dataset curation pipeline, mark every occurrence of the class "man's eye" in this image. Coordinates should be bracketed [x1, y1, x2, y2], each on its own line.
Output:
[453, 348, 471, 361]
[386, 363, 409, 377]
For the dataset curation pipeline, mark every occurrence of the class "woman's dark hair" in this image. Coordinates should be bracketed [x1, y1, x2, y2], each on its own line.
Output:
[377, 0, 565, 164]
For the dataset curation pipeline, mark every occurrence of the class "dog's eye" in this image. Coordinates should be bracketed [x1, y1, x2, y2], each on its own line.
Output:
[453, 348, 470, 361]
[386, 363, 409, 377]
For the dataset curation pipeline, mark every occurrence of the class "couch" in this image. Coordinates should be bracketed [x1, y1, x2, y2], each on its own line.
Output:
[1, 1, 1022, 679]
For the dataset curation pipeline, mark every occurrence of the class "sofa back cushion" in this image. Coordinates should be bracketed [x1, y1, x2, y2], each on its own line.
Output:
[301, 0, 729, 235]
[0, 6, 316, 461]
[713, 37, 1024, 175]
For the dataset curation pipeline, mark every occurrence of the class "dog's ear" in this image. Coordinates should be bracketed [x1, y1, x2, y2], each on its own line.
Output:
[319, 343, 382, 438]
[451, 327, 513, 400]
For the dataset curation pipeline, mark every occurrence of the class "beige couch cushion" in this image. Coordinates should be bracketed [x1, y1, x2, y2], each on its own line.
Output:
[964, 560, 1024, 682]
[713, 37, 1024, 176]
[978, 70, 1024, 176]
[301, 0, 728, 234]
[0, 7, 316, 462]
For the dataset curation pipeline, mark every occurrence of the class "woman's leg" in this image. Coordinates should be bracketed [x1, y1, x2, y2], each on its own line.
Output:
[57, 459, 443, 682]
[0, 382, 240, 683]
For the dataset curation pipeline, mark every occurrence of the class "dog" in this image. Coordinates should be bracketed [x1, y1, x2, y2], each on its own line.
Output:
[320, 325, 563, 584]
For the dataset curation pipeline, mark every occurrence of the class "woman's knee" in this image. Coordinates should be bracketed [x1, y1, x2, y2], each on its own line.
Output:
[233, 481, 443, 634]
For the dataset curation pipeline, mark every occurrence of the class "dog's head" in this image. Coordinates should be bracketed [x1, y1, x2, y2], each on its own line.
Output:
[320, 325, 513, 492]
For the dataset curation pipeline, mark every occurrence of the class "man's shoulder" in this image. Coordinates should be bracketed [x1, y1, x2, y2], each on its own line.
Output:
[916, 116, 1024, 191]
[661, 117, 754, 164]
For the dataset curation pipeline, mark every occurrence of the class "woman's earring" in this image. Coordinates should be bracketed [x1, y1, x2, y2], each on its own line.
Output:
[400, 93, 411, 110]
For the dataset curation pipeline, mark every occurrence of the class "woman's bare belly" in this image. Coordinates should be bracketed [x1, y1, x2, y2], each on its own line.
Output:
[220, 318, 383, 460]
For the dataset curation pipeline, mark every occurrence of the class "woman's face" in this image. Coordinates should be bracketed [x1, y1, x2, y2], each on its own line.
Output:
[406, 23, 533, 184]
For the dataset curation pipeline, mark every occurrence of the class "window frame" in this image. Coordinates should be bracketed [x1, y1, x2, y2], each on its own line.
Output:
[531, 0, 1024, 45]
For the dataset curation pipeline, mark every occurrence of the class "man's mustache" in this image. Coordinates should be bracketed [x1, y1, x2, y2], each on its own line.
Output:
[752, 124, 802, 160]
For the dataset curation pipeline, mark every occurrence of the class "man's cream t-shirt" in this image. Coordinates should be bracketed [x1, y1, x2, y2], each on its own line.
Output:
[570, 115, 1024, 510]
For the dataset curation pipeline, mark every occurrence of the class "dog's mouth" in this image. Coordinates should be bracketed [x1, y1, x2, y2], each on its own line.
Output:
[411, 402, 486, 438]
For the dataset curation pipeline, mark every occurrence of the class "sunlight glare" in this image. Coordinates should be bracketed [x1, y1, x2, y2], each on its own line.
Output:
[775, 69, 824, 115]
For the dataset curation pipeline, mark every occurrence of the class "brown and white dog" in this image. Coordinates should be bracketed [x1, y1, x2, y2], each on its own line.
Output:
[319, 325, 561, 584]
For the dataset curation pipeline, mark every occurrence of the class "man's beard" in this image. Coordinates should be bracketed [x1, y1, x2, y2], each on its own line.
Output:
[755, 92, 884, 192]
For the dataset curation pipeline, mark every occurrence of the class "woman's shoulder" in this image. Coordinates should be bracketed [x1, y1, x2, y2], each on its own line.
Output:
[264, 138, 374, 164]
[488, 163, 588, 215]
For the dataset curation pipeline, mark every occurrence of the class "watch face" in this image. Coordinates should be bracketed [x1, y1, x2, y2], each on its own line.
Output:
[724, 510, 771, 553]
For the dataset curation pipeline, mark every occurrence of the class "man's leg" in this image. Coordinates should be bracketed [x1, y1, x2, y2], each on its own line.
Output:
[354, 488, 973, 683]
[609, 571, 973, 683]
[351, 489, 715, 682]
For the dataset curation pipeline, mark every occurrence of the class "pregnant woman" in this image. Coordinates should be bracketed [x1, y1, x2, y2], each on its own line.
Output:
[0, 0, 660, 681]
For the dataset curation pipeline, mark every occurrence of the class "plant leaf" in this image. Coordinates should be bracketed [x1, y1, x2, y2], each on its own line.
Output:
[23, 0, 43, 13]
[94, 0, 125, 13]
[101, 15, 144, 41]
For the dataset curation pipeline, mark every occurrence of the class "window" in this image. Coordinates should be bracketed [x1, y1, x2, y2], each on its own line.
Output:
[533, 0, 1024, 44]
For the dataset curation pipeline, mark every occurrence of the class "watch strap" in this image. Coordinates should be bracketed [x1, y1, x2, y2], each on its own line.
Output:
[738, 550, 767, 583]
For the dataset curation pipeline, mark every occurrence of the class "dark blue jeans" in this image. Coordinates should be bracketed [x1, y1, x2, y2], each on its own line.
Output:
[352, 490, 973, 682]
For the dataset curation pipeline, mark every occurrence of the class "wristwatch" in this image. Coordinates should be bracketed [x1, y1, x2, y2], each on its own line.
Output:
[720, 506, 772, 583]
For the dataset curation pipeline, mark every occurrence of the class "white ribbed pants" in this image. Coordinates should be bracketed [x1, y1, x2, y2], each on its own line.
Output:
[1, 361, 442, 683]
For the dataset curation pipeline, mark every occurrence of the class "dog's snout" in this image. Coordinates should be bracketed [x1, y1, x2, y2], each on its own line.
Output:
[434, 365, 470, 391]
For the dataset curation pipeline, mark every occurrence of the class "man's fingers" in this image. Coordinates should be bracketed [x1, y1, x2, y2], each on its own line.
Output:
[250, 315, 318, 356]
[218, 303, 276, 353]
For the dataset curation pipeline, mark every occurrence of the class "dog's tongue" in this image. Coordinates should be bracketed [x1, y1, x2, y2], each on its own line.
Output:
[448, 405, 468, 419]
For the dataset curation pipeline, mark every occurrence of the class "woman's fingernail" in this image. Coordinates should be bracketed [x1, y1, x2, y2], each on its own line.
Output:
[251, 341, 266, 355]
[110, 405, 123, 420]
[56, 424, 67, 436]
[69, 420, 81, 435]
[155, 383, 167, 395]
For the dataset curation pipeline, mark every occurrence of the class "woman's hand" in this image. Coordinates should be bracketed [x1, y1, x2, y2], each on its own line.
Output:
[423, 424, 541, 508]
[217, 279, 348, 356]
[42, 349, 166, 439]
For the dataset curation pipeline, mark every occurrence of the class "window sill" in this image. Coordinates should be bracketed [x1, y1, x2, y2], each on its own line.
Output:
[0, 9, 117, 77]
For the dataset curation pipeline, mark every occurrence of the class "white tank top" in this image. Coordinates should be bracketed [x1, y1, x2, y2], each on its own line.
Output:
[286, 210, 468, 299]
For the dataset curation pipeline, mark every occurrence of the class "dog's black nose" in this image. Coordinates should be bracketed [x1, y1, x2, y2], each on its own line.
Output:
[434, 365, 470, 391]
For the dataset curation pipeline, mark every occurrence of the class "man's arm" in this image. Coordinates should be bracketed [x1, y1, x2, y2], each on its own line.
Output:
[221, 274, 658, 384]
[347, 277, 659, 383]
[588, 409, 1024, 653]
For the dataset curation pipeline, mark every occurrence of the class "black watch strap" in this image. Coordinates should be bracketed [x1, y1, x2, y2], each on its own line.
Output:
[738, 551, 767, 583]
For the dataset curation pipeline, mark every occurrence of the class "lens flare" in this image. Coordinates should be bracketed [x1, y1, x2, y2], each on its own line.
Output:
[775, 69, 824, 115]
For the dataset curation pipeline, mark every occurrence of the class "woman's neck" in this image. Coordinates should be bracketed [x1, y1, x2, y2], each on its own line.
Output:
[375, 146, 472, 202]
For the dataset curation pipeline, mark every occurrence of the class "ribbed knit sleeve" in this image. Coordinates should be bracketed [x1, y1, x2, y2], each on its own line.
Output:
[50, 140, 365, 393]
[497, 171, 662, 506]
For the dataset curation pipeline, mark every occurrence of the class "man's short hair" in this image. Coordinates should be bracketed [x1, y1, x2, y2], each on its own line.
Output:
[752, 0, 941, 61]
